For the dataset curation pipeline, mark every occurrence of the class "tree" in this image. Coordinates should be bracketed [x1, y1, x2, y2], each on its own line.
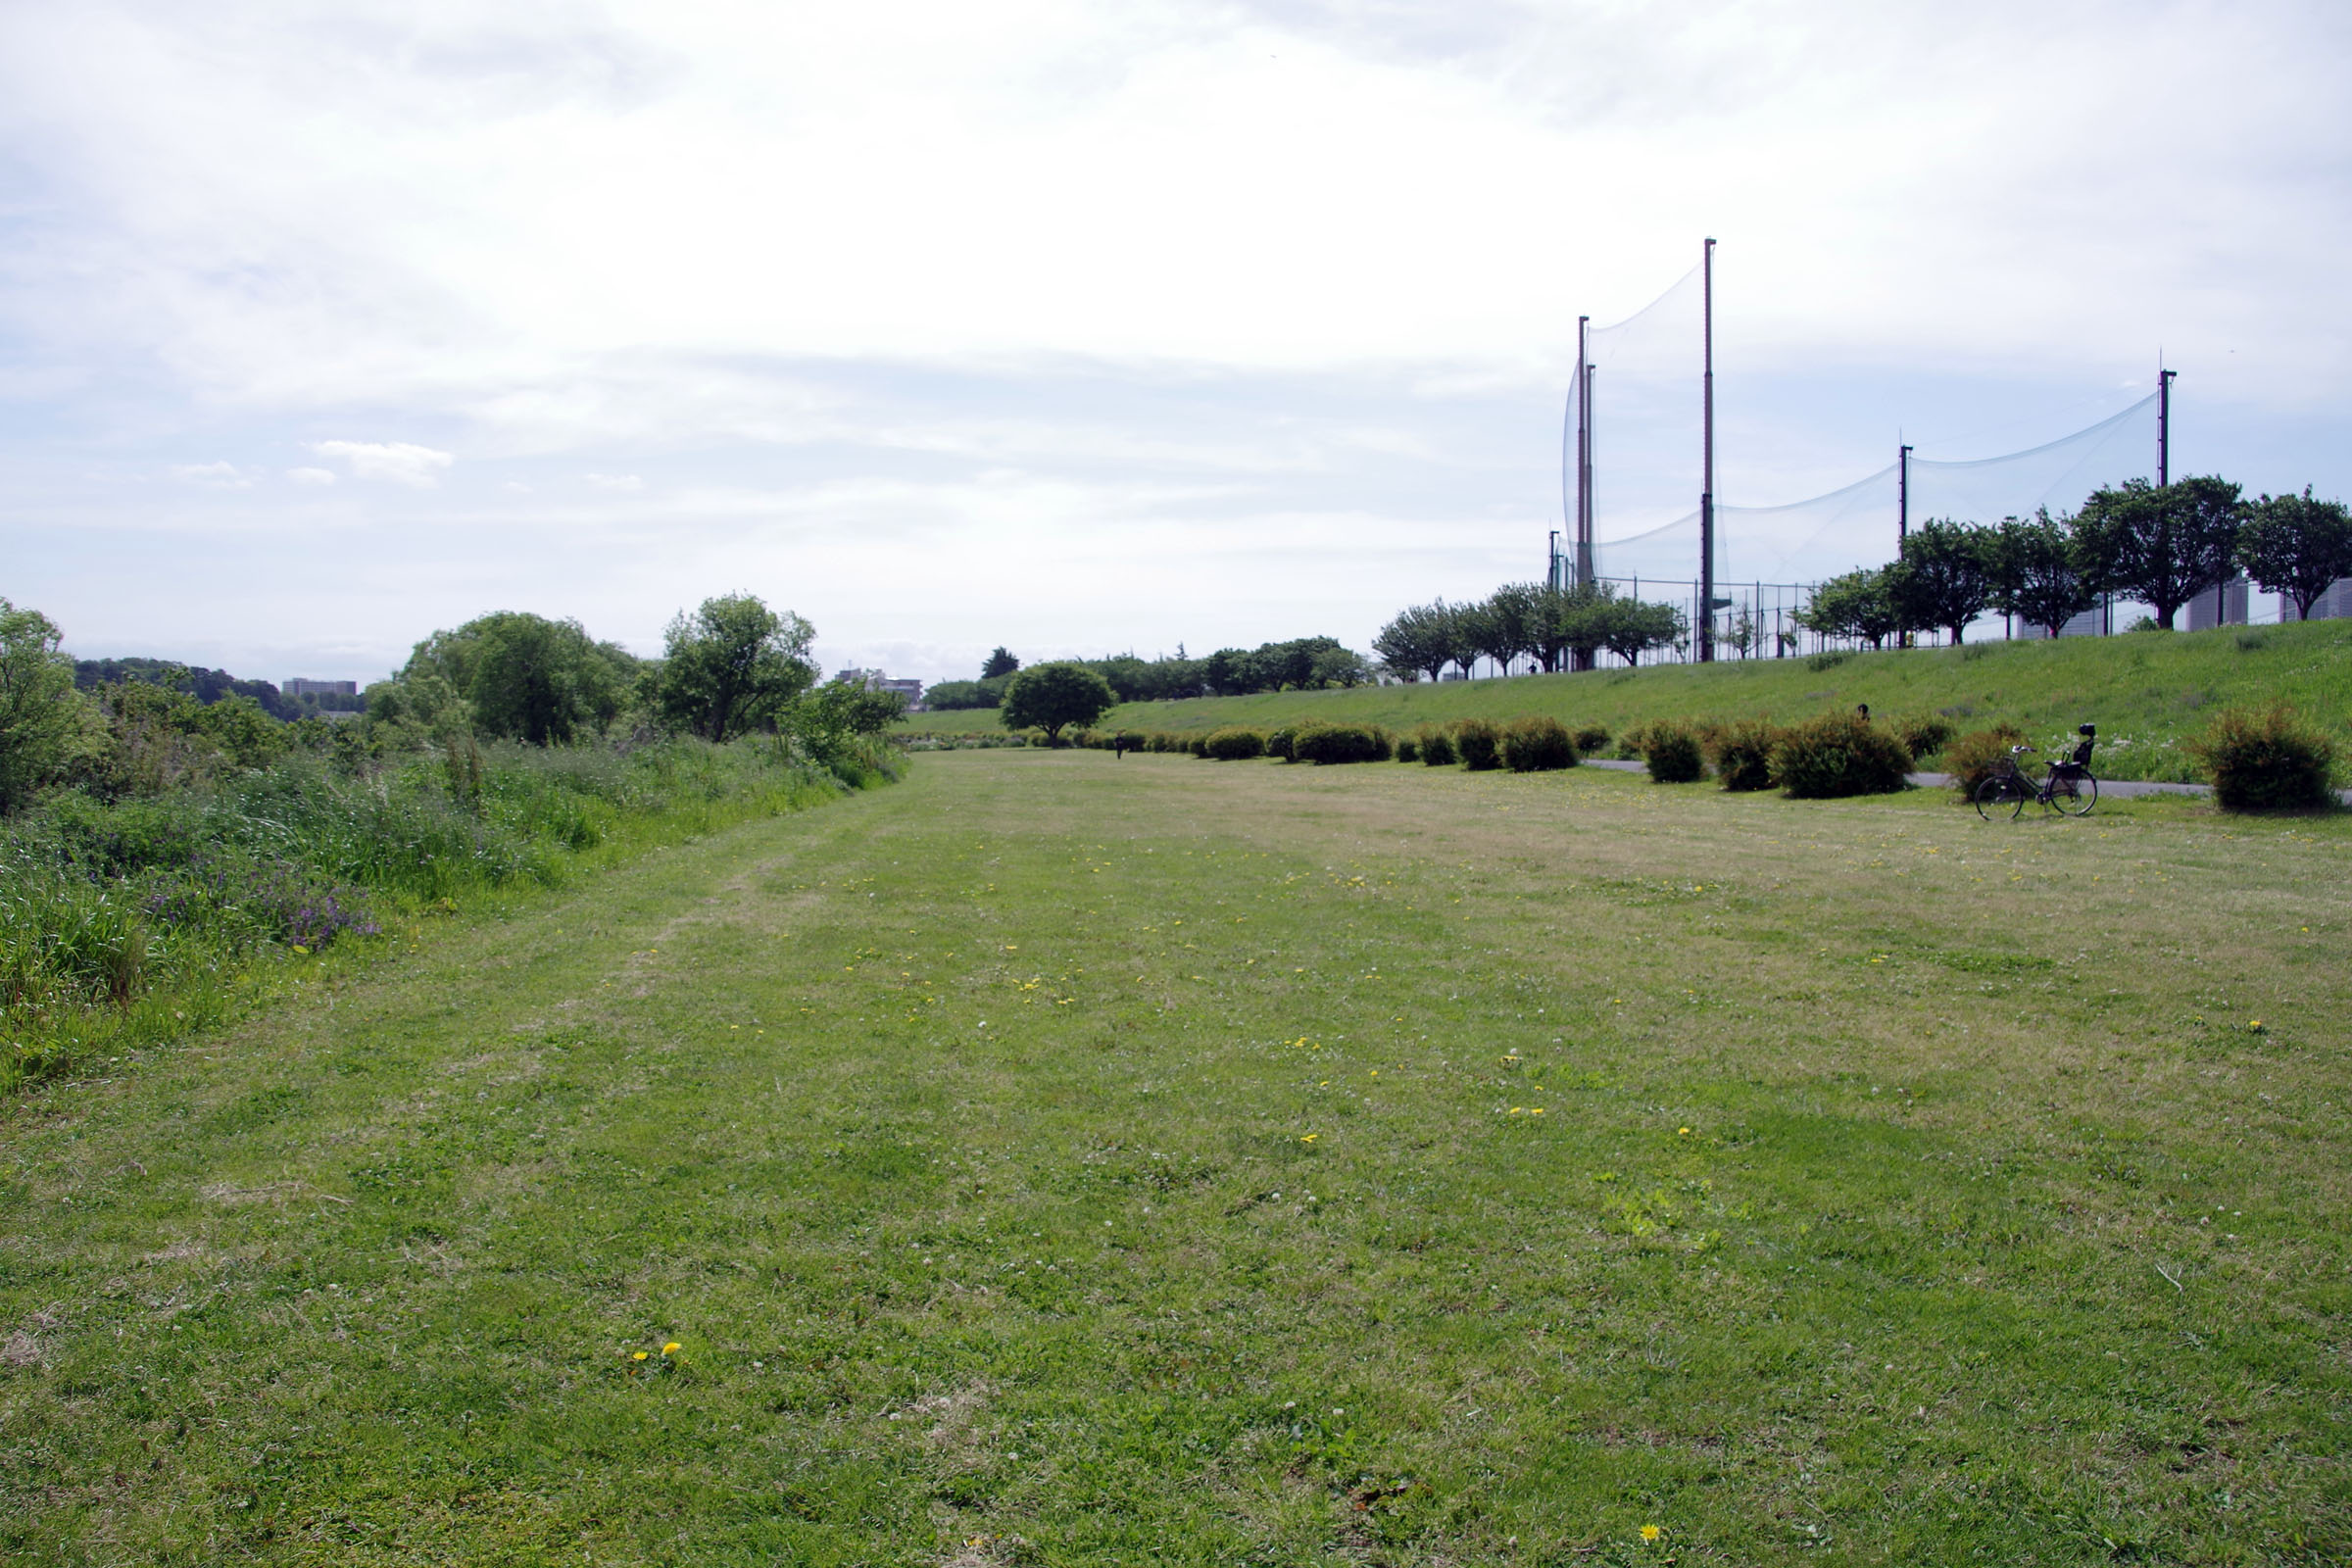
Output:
[1202, 647, 1254, 696]
[981, 647, 1021, 679]
[2237, 487, 2352, 621]
[923, 680, 997, 710]
[655, 594, 817, 742]
[1796, 568, 1903, 650]
[1479, 583, 1545, 676]
[0, 599, 78, 813]
[999, 662, 1116, 741]
[1309, 645, 1374, 687]
[1552, 582, 1619, 670]
[399, 612, 634, 745]
[1597, 597, 1686, 668]
[1888, 517, 1995, 644]
[1988, 508, 2098, 638]
[1372, 602, 1455, 683]
[2073, 475, 2249, 630]
[789, 678, 906, 764]
[1719, 604, 1759, 660]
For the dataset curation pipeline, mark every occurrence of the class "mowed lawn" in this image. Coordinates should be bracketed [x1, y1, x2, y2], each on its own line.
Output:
[5, 752, 2349, 1566]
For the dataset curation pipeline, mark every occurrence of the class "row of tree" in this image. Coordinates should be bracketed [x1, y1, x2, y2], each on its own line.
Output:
[1803, 477, 2352, 647]
[0, 593, 906, 814]
[928, 636, 1378, 709]
[1374, 582, 1689, 680]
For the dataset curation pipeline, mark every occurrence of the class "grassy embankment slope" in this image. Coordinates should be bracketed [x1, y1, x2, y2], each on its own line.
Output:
[7, 748, 2348, 1564]
[900, 618, 2352, 780]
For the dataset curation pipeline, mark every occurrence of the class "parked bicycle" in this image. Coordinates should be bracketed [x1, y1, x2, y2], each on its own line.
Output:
[1975, 724, 2098, 820]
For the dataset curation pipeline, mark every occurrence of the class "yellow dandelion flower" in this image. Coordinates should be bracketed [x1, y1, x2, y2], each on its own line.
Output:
[662, 1342, 681, 1354]
[1679, 1126, 1691, 1135]
[632, 1350, 649, 1361]
[1641, 1523, 1662, 1543]
[1301, 1134, 1318, 1144]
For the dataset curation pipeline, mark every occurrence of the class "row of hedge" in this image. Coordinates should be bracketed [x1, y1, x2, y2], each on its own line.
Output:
[1078, 703, 2339, 809]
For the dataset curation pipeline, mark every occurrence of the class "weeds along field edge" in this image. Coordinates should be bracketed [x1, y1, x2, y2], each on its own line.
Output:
[0, 736, 896, 1095]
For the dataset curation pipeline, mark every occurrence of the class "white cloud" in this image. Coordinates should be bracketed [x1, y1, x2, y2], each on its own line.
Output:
[286, 466, 337, 486]
[170, 461, 252, 488]
[582, 472, 644, 491]
[311, 440, 455, 487]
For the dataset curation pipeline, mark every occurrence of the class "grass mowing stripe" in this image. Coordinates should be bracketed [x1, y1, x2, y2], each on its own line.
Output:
[3, 750, 2348, 1564]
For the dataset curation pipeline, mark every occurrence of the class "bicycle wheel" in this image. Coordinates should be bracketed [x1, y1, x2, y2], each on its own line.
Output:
[1975, 776, 2026, 821]
[2049, 770, 2096, 816]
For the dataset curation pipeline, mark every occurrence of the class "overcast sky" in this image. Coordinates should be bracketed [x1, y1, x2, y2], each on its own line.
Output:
[4, 0, 2346, 684]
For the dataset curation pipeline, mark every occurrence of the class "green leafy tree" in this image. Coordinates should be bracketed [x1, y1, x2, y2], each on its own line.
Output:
[1988, 508, 2099, 637]
[655, 594, 817, 742]
[1309, 645, 1373, 688]
[1888, 517, 1995, 644]
[1797, 568, 1904, 650]
[400, 612, 635, 745]
[1372, 602, 1455, 683]
[790, 679, 907, 763]
[1597, 597, 1686, 668]
[2237, 487, 2352, 621]
[981, 646, 1021, 679]
[1551, 582, 1620, 670]
[2073, 475, 2249, 629]
[1202, 648, 1253, 696]
[1480, 583, 1545, 676]
[923, 679, 997, 710]
[0, 599, 78, 813]
[999, 662, 1116, 741]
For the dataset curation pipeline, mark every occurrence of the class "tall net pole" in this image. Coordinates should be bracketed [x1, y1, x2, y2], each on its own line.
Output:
[1699, 237, 1716, 662]
[2158, 368, 2176, 484]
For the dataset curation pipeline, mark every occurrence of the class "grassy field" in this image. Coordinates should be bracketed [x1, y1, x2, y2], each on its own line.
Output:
[900, 619, 2352, 782]
[5, 749, 2349, 1564]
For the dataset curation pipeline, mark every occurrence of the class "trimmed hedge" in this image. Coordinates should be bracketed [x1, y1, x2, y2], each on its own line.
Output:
[1455, 718, 1501, 772]
[1265, 726, 1298, 762]
[1770, 712, 1912, 798]
[2186, 704, 2340, 810]
[1201, 726, 1266, 761]
[1641, 723, 1705, 784]
[1395, 735, 1421, 763]
[1942, 723, 2029, 801]
[1705, 719, 1784, 792]
[1893, 713, 1955, 762]
[1571, 722, 1610, 756]
[1418, 727, 1458, 766]
[1292, 722, 1392, 764]
[1500, 716, 1578, 772]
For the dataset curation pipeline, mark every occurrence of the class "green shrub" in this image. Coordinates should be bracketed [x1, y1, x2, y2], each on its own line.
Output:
[1614, 721, 1652, 760]
[1942, 723, 2029, 801]
[1201, 726, 1266, 761]
[2185, 705, 2341, 811]
[1292, 722, 1391, 765]
[1418, 727, 1457, 766]
[1770, 712, 1912, 798]
[1500, 716, 1577, 772]
[1455, 719, 1501, 771]
[1806, 651, 1848, 671]
[1641, 723, 1705, 783]
[1149, 731, 1181, 753]
[1264, 726, 1298, 762]
[1893, 713, 1954, 761]
[1571, 722, 1610, 755]
[1185, 734, 1208, 757]
[1705, 719, 1784, 792]
[1394, 736, 1420, 763]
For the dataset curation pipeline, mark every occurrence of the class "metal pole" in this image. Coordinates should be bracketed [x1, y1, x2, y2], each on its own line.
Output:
[1576, 316, 1592, 594]
[1897, 444, 1913, 544]
[1699, 237, 1716, 662]
[2158, 368, 2176, 485]
[1581, 363, 1596, 587]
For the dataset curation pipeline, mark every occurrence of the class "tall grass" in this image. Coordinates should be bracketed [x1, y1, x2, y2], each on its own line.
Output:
[1, 737, 882, 1093]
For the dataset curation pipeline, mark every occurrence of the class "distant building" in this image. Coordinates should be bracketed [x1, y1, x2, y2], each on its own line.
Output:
[2304, 577, 2352, 620]
[2184, 577, 2249, 630]
[832, 667, 925, 710]
[285, 678, 359, 697]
